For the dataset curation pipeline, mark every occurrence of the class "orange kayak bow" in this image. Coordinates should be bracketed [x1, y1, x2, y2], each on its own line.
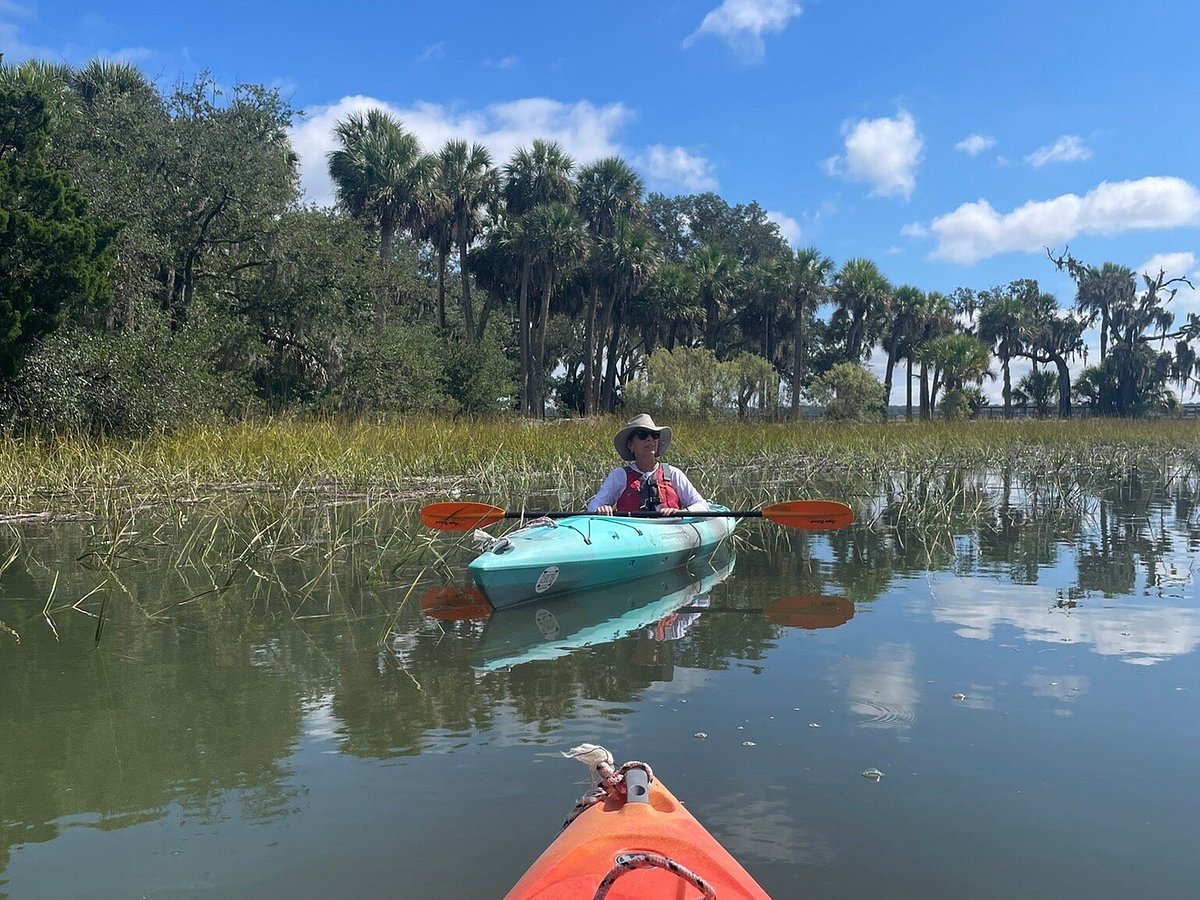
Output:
[505, 746, 771, 899]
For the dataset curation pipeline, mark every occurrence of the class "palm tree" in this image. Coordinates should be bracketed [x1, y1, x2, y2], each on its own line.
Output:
[327, 110, 434, 262]
[977, 286, 1029, 418]
[438, 139, 498, 343]
[517, 202, 588, 414]
[576, 158, 644, 412]
[1014, 369, 1058, 417]
[909, 291, 955, 420]
[593, 218, 662, 411]
[0, 59, 74, 119]
[737, 254, 791, 367]
[1023, 290, 1085, 418]
[1057, 257, 1136, 364]
[643, 263, 700, 352]
[503, 141, 576, 412]
[72, 59, 158, 107]
[831, 258, 891, 363]
[881, 285, 923, 422]
[923, 334, 993, 419]
[420, 191, 454, 331]
[1171, 340, 1198, 403]
[689, 244, 739, 352]
[789, 246, 833, 419]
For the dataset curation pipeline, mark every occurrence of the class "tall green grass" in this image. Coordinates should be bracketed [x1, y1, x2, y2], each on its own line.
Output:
[2, 416, 1199, 511]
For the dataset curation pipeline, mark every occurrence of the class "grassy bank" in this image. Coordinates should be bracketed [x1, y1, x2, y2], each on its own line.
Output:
[3, 416, 1199, 511]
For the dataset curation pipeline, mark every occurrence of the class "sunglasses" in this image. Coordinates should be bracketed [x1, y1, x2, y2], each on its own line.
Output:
[632, 429, 661, 440]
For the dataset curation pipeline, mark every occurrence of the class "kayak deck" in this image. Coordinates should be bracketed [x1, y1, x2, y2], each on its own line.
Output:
[469, 507, 735, 610]
[506, 755, 770, 899]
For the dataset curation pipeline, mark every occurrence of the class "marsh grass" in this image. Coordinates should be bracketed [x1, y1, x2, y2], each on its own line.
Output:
[4, 416, 1199, 507]
[2, 416, 1198, 643]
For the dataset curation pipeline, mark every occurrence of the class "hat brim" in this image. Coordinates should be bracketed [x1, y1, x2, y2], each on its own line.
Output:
[614, 424, 672, 461]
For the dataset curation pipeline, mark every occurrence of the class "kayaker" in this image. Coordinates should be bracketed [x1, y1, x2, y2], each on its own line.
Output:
[587, 414, 710, 516]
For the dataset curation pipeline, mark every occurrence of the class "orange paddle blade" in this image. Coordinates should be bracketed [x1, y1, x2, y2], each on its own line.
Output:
[420, 587, 492, 621]
[763, 594, 854, 629]
[760, 500, 854, 531]
[420, 501, 506, 532]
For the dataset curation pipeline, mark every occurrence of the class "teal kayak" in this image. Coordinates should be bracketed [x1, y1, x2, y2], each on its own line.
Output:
[472, 551, 735, 670]
[468, 505, 736, 610]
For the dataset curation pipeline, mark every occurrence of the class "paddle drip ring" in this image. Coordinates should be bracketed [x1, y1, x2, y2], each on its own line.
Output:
[593, 851, 717, 900]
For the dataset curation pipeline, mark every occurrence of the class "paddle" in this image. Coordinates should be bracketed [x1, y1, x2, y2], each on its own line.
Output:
[676, 595, 854, 629]
[420, 499, 854, 533]
[420, 586, 492, 621]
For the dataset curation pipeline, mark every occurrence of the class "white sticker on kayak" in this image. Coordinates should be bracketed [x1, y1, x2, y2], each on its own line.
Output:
[535, 608, 560, 639]
[534, 565, 560, 593]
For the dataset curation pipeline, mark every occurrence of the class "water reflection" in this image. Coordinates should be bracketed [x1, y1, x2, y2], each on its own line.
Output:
[1, 464, 1198, 898]
[927, 574, 1200, 665]
[467, 552, 737, 671]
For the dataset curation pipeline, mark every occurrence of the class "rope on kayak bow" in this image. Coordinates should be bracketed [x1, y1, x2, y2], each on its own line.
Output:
[559, 744, 654, 830]
[561, 745, 717, 900]
[594, 852, 717, 900]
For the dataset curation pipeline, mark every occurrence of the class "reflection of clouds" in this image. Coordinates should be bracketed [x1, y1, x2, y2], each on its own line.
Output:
[1151, 553, 1195, 591]
[841, 644, 918, 730]
[301, 694, 343, 744]
[702, 794, 836, 866]
[1025, 673, 1089, 701]
[645, 666, 712, 698]
[928, 575, 1200, 666]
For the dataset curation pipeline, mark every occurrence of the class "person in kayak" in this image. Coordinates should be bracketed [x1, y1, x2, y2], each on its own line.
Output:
[587, 414, 710, 516]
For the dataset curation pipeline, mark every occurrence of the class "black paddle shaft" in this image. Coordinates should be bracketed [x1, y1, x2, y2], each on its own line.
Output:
[504, 510, 755, 519]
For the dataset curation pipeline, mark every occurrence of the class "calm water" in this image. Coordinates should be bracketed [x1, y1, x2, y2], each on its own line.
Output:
[2, 476, 1198, 899]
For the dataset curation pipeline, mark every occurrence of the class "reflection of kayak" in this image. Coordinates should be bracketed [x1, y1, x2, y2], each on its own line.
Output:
[506, 745, 770, 899]
[472, 553, 735, 671]
[469, 506, 736, 610]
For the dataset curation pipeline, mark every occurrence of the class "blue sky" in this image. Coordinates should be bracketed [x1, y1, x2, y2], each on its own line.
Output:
[7, 0, 1200, 393]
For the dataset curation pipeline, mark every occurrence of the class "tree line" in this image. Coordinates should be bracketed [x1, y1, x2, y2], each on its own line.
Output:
[2, 57, 1197, 433]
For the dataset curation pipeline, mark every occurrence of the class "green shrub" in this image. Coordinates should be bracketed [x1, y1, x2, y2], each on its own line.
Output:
[4, 323, 250, 434]
[810, 362, 885, 422]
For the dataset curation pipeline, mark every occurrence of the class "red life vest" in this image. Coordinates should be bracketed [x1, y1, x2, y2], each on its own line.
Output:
[614, 465, 681, 513]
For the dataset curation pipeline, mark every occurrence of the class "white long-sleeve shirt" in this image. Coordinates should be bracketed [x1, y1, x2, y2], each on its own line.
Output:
[586, 463, 710, 513]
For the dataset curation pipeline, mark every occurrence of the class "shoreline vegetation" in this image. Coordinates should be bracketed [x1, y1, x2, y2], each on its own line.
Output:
[3, 416, 1199, 513]
[2, 60, 1198, 446]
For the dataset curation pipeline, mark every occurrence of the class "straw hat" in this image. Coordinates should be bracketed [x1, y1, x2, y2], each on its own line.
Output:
[613, 414, 672, 461]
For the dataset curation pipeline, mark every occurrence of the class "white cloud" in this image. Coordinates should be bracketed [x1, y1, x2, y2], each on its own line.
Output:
[484, 55, 519, 69]
[924, 176, 1200, 265]
[0, 1, 56, 62]
[824, 110, 923, 200]
[684, 0, 802, 62]
[1140, 252, 1199, 321]
[1138, 251, 1196, 281]
[291, 94, 655, 207]
[900, 221, 928, 239]
[1026, 134, 1092, 167]
[416, 42, 445, 62]
[765, 209, 802, 246]
[94, 45, 155, 63]
[636, 144, 719, 192]
[955, 133, 996, 156]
